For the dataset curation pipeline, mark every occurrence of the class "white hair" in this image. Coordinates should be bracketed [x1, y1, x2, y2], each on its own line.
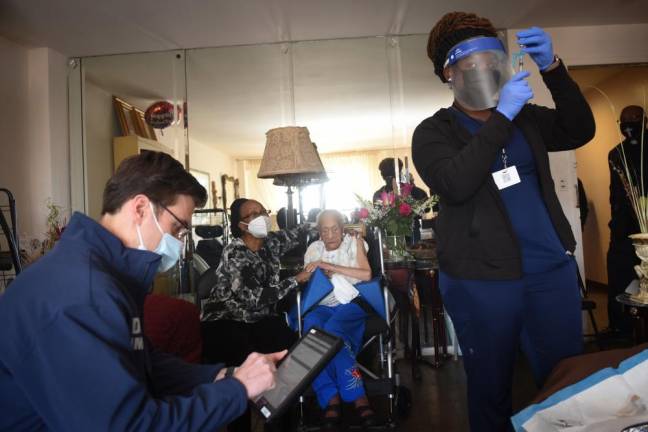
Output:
[316, 209, 344, 230]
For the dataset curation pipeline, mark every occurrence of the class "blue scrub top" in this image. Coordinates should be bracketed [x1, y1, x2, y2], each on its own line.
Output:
[450, 107, 570, 274]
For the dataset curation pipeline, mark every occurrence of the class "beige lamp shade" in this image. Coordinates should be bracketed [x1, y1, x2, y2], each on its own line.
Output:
[257, 127, 328, 185]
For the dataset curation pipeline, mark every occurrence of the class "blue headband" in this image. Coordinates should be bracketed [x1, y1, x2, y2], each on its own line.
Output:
[445, 37, 506, 66]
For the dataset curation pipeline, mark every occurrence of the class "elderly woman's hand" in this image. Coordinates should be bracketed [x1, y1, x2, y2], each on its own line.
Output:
[304, 261, 334, 273]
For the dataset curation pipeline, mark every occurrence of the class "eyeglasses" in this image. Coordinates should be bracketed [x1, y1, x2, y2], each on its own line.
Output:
[159, 204, 191, 240]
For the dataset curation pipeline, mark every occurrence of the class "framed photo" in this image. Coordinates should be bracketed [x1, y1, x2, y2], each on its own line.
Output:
[113, 97, 138, 136]
[133, 108, 157, 141]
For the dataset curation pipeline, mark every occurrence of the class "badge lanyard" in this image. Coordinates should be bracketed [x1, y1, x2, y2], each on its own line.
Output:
[492, 148, 520, 190]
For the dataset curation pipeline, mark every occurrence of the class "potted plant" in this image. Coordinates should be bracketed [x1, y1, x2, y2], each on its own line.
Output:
[41, 199, 67, 255]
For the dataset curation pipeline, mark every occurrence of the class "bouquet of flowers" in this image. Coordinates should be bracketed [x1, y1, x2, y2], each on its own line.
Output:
[355, 183, 437, 237]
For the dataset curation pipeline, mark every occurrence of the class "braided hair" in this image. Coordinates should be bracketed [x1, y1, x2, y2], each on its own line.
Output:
[427, 11, 498, 83]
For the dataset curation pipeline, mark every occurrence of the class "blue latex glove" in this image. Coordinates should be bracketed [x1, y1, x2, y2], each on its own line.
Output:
[517, 27, 554, 71]
[496, 71, 534, 121]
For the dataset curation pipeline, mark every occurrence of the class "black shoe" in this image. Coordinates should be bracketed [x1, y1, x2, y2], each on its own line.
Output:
[321, 403, 342, 431]
[355, 405, 377, 428]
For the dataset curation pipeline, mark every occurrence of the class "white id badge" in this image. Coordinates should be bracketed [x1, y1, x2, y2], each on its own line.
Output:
[492, 165, 521, 190]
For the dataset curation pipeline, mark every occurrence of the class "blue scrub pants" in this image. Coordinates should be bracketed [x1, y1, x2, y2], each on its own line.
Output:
[439, 258, 583, 432]
[303, 302, 368, 408]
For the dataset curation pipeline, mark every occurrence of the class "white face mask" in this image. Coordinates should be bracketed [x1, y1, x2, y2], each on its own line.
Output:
[135, 202, 184, 273]
[242, 215, 271, 239]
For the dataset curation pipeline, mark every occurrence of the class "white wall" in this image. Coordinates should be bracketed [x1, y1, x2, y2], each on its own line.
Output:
[0, 37, 29, 239]
[84, 81, 117, 219]
[506, 23, 648, 281]
[0, 36, 69, 245]
[189, 139, 236, 207]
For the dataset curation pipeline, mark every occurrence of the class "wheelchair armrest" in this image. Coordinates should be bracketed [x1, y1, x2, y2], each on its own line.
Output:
[356, 277, 388, 321]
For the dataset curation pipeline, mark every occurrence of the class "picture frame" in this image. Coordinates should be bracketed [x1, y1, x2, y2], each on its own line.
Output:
[113, 97, 138, 136]
[133, 108, 157, 141]
[221, 174, 240, 210]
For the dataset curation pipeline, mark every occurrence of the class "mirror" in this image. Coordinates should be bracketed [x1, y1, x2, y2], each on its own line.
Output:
[291, 37, 392, 218]
[81, 50, 187, 219]
[185, 43, 286, 221]
[74, 35, 453, 224]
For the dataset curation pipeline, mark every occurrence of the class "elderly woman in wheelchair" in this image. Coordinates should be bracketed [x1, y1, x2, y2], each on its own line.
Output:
[302, 209, 377, 429]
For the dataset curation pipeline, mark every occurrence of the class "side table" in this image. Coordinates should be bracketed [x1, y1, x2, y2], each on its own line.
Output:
[616, 293, 648, 344]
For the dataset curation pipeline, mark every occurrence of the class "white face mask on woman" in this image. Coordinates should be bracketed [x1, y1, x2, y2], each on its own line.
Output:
[242, 215, 272, 239]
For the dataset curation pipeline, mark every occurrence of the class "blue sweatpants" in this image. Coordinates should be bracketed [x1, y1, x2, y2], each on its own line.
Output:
[439, 259, 583, 432]
[303, 302, 368, 408]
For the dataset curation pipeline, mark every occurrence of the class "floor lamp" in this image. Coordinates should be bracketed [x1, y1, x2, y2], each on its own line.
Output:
[257, 127, 328, 228]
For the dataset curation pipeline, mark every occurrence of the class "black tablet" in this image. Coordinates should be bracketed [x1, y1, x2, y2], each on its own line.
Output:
[252, 327, 343, 422]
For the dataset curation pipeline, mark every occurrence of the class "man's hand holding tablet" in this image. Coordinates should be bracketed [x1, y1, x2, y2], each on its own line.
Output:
[216, 351, 288, 399]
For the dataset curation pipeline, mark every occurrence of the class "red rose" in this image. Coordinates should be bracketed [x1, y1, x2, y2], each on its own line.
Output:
[399, 202, 412, 216]
[358, 208, 369, 219]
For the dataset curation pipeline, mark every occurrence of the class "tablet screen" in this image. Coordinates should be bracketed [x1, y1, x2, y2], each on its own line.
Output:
[253, 328, 342, 420]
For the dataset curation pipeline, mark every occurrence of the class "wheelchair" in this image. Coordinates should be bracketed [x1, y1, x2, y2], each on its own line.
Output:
[291, 225, 409, 431]
[186, 216, 410, 430]
[177, 207, 229, 309]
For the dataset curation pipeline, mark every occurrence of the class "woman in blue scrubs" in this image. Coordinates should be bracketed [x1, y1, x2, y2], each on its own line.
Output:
[412, 12, 595, 432]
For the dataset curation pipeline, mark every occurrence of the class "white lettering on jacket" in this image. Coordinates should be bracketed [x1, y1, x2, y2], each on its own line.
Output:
[131, 317, 144, 351]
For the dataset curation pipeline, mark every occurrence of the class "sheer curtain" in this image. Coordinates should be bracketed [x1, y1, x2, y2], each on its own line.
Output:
[239, 147, 425, 217]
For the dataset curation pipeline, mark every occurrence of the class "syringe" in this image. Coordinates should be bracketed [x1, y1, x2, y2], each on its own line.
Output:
[511, 45, 525, 73]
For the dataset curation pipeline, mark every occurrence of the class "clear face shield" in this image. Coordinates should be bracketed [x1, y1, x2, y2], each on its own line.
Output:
[445, 37, 512, 111]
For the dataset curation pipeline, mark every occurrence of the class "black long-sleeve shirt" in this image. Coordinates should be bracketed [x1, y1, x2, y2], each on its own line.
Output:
[412, 61, 595, 279]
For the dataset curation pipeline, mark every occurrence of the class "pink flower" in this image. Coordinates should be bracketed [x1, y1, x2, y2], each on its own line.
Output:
[399, 202, 412, 216]
[400, 183, 413, 198]
[358, 208, 369, 219]
[381, 191, 395, 207]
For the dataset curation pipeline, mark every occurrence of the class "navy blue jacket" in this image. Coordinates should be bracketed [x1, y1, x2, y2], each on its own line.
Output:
[0, 213, 248, 431]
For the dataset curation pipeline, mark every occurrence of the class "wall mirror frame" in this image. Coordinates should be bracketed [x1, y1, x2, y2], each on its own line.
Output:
[221, 174, 240, 211]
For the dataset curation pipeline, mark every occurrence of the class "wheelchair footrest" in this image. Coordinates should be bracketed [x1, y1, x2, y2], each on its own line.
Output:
[364, 378, 394, 397]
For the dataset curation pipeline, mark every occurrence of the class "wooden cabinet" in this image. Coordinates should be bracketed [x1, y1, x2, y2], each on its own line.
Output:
[113, 135, 177, 171]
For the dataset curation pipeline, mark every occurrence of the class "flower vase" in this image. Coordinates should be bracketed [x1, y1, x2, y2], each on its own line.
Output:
[629, 233, 648, 304]
[384, 234, 409, 261]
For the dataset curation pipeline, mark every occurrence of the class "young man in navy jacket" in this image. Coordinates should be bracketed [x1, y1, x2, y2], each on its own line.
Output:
[0, 151, 285, 431]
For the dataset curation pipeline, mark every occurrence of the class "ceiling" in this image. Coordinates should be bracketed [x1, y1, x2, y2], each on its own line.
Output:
[7, 0, 648, 159]
[1, 0, 647, 57]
